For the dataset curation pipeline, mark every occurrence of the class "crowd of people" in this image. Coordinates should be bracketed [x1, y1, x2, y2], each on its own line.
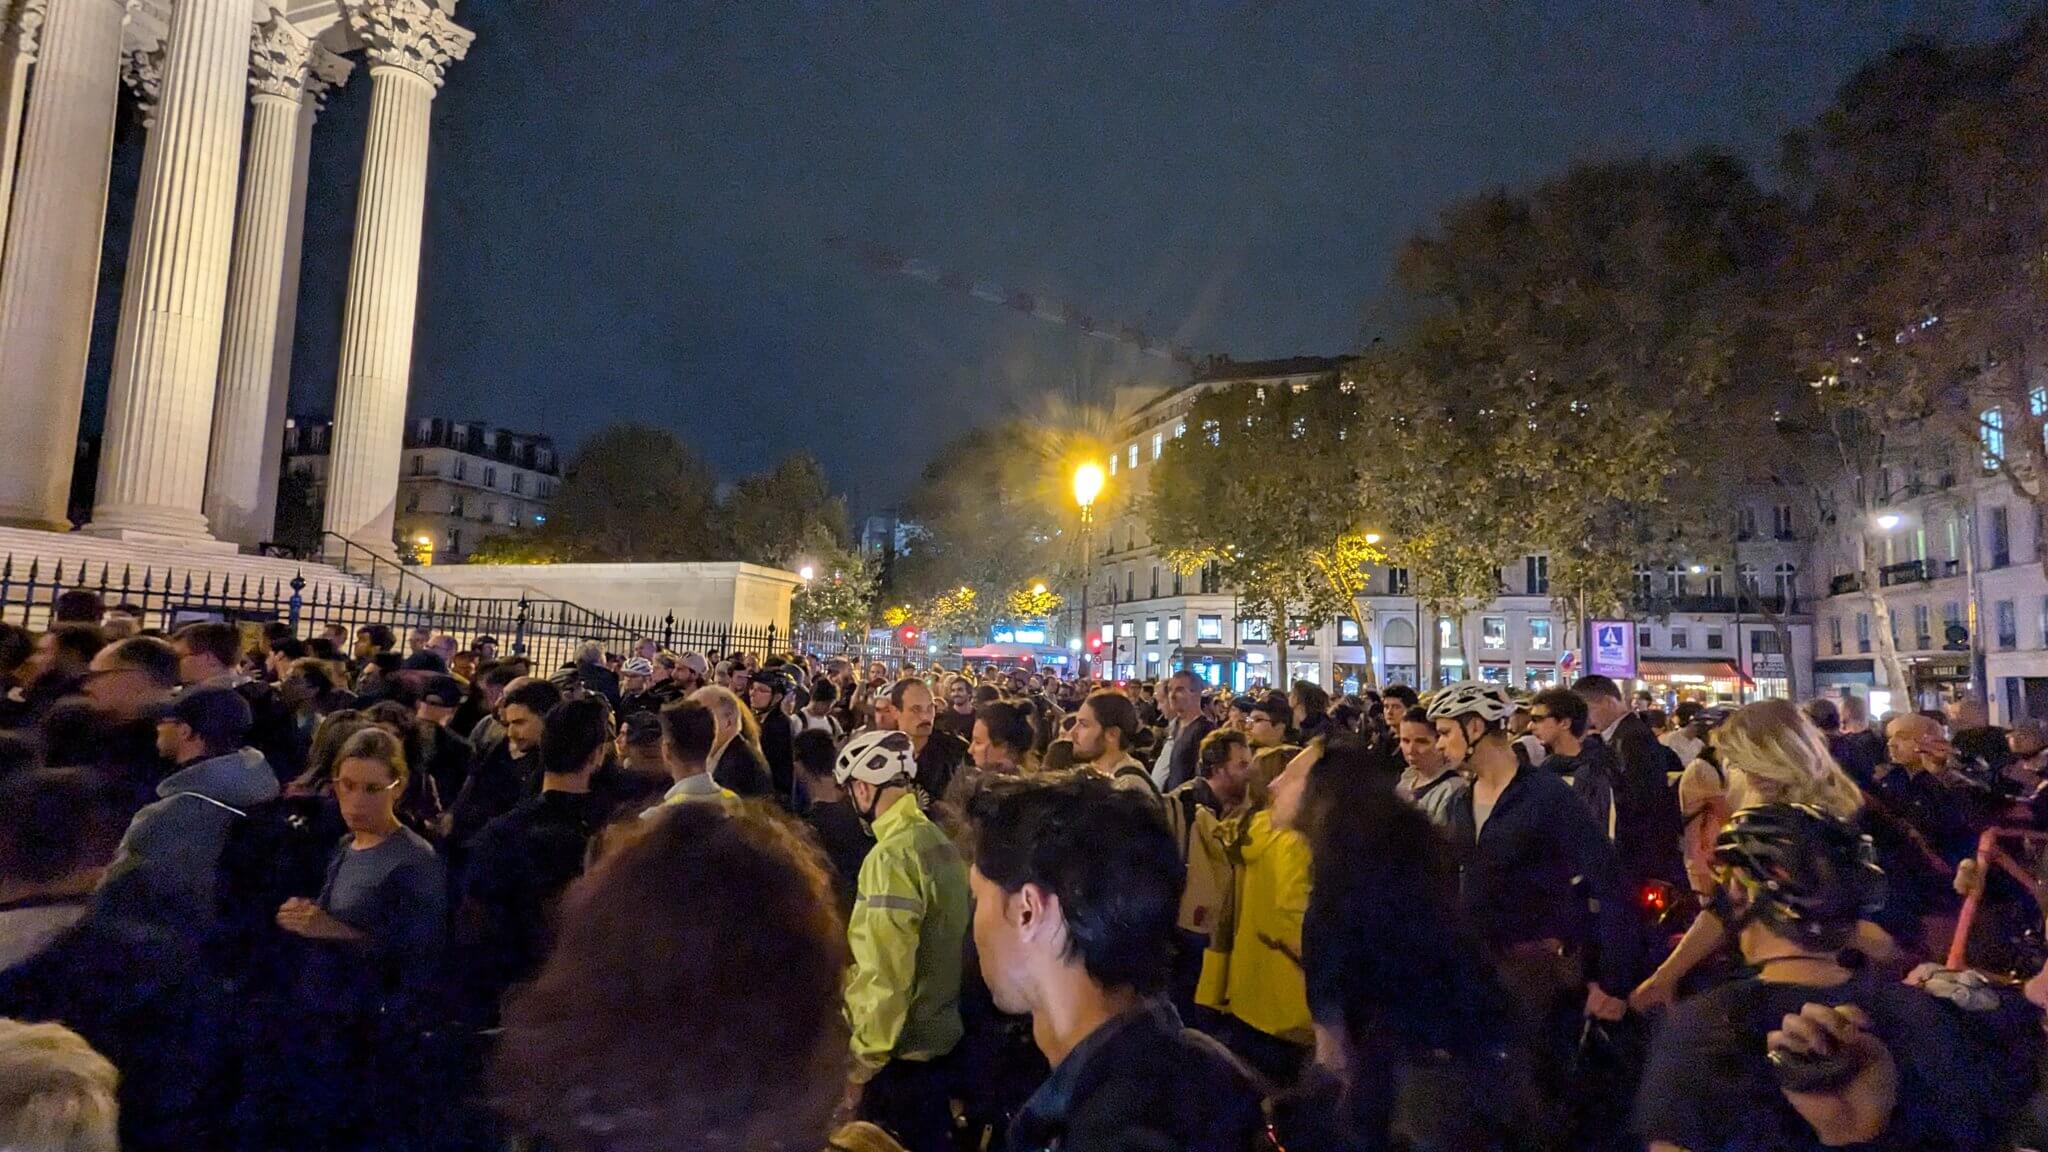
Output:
[3, 586, 2048, 1151]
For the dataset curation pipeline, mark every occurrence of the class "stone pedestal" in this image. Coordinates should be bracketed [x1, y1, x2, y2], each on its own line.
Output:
[87, 0, 254, 541]
[322, 0, 469, 551]
[0, 0, 125, 529]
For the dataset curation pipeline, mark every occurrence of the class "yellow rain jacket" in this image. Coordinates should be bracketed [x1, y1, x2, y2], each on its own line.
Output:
[1196, 807, 1312, 1044]
[844, 792, 970, 1083]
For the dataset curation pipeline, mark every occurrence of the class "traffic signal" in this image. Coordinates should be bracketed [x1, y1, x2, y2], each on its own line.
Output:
[897, 624, 920, 647]
[1088, 635, 1103, 653]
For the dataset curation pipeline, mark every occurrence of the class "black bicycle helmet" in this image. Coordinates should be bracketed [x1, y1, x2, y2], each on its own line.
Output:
[1712, 803, 1885, 950]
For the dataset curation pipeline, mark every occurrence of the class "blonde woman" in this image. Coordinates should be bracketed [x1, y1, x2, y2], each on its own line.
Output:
[0, 1019, 119, 1152]
[689, 685, 773, 797]
[1630, 700, 1887, 1012]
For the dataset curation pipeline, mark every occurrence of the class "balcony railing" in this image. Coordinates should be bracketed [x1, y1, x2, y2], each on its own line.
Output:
[1830, 573, 1861, 596]
[1631, 594, 1794, 616]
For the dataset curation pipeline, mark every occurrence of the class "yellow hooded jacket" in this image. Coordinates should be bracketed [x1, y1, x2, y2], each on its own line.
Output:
[1196, 807, 1312, 1044]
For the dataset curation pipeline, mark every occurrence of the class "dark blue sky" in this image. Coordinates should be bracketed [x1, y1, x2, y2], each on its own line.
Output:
[88, 0, 2039, 512]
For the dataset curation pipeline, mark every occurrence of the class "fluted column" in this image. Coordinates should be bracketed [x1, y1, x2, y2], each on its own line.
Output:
[322, 0, 469, 552]
[0, 0, 124, 529]
[85, 0, 252, 541]
[203, 18, 350, 547]
[0, 0, 49, 269]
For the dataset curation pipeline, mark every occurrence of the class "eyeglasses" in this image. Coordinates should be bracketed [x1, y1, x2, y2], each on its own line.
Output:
[1528, 711, 1554, 722]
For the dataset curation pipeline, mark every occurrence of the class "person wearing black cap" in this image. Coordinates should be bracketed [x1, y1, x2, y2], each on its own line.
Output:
[413, 673, 475, 809]
[749, 668, 799, 806]
[610, 710, 672, 811]
[98, 686, 280, 928]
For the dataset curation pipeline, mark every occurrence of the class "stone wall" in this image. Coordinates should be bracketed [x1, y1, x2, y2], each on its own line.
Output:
[424, 561, 800, 631]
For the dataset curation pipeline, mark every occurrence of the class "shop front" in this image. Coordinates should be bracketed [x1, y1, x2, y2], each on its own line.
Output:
[1634, 658, 1745, 708]
[1171, 645, 1243, 693]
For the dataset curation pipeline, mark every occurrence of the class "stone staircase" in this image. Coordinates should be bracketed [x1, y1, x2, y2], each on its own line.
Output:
[0, 525, 397, 631]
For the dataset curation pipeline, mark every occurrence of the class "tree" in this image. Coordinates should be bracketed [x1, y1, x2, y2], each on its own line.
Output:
[791, 550, 878, 632]
[1006, 584, 1063, 621]
[1147, 376, 1387, 675]
[481, 423, 722, 563]
[720, 453, 850, 568]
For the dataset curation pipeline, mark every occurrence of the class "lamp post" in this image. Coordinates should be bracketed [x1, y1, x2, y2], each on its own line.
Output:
[1073, 461, 1105, 680]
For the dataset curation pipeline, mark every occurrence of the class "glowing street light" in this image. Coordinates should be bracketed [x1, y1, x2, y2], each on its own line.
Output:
[1072, 462, 1105, 515]
[1072, 462, 1106, 679]
[1031, 582, 1047, 595]
[1364, 532, 1382, 546]
[798, 564, 815, 582]
[1875, 513, 1902, 532]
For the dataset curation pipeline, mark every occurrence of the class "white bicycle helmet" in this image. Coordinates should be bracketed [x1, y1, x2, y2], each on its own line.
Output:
[1424, 680, 1518, 727]
[835, 729, 919, 786]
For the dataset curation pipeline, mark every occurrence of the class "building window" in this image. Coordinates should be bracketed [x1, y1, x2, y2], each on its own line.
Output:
[404, 490, 420, 513]
[484, 503, 497, 524]
[1706, 629, 1724, 651]
[1525, 666, 1558, 690]
[1670, 627, 1689, 650]
[1738, 563, 1759, 593]
[1108, 453, 1117, 476]
[1119, 620, 1134, 638]
[1480, 665, 1511, 685]
[1150, 566, 1159, 599]
[1174, 420, 1186, 439]
[1339, 616, 1361, 644]
[1772, 503, 1795, 539]
[1127, 444, 1138, 468]
[1774, 563, 1797, 604]
[451, 494, 465, 518]
[1829, 616, 1842, 655]
[447, 527, 462, 554]
[1173, 569, 1183, 595]
[1915, 604, 1932, 649]
[1125, 570, 1134, 600]
[1998, 599, 2018, 650]
[1638, 623, 1653, 652]
[1151, 432, 1163, 460]
[1143, 619, 1160, 642]
[2040, 595, 2048, 648]
[1524, 555, 1549, 595]
[411, 454, 424, 476]
[484, 465, 496, 488]
[1634, 566, 1655, 599]
[1196, 615, 1222, 641]
[453, 458, 466, 481]
[512, 473, 525, 495]
[1856, 613, 1871, 653]
[1665, 564, 1685, 597]
[1387, 567, 1410, 596]
[1705, 566, 1725, 598]
[1099, 624, 1113, 645]
[1481, 616, 1506, 650]
[1736, 507, 1757, 540]
[1529, 618, 1552, 651]
[1991, 506, 2012, 567]
[1240, 618, 1269, 642]
[1983, 406, 2006, 469]
[1166, 617, 1182, 642]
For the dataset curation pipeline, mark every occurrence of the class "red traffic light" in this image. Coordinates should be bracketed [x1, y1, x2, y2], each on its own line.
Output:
[1088, 636, 1103, 652]
[897, 625, 920, 645]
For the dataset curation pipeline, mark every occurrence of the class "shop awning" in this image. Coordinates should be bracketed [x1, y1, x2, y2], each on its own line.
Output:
[1638, 659, 1743, 681]
[1813, 659, 1875, 675]
[1173, 645, 1243, 661]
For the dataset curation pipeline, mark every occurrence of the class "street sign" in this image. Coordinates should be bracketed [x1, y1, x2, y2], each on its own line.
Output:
[1588, 619, 1637, 679]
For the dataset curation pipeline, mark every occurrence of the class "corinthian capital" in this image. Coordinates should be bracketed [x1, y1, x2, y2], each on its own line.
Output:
[5, 0, 49, 62]
[345, 0, 471, 88]
[247, 12, 314, 101]
[304, 42, 354, 112]
[121, 38, 165, 126]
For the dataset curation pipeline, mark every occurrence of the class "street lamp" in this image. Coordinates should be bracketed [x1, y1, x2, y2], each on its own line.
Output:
[1364, 532, 1382, 546]
[1875, 513, 1902, 532]
[799, 564, 815, 582]
[1073, 462, 1106, 679]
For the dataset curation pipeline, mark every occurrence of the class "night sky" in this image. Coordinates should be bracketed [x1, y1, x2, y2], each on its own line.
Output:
[84, 0, 2038, 513]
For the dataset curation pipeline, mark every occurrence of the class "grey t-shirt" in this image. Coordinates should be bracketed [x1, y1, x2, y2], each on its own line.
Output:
[319, 827, 447, 983]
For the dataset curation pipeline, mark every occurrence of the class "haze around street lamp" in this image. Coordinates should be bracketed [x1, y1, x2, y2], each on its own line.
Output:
[1072, 462, 1105, 510]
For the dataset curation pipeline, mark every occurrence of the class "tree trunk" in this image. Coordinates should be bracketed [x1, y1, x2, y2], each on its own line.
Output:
[1858, 546, 1913, 707]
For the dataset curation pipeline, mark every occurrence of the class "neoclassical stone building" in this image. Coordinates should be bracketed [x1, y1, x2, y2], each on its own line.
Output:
[0, 0, 470, 553]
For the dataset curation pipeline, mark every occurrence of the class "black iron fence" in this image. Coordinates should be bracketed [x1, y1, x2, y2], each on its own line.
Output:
[0, 551, 906, 672]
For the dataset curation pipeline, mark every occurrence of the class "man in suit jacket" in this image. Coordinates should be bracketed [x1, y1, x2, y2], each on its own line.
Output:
[1151, 670, 1217, 792]
[1573, 675, 1684, 890]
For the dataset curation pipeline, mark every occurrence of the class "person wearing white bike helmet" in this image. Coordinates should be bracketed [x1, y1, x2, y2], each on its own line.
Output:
[832, 730, 971, 1152]
[1432, 680, 1638, 1118]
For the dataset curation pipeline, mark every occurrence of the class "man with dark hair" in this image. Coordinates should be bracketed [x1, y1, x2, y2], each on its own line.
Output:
[1291, 680, 1331, 741]
[172, 622, 297, 783]
[613, 711, 671, 804]
[446, 677, 561, 847]
[452, 696, 615, 1029]
[414, 674, 475, 811]
[82, 636, 179, 722]
[1070, 691, 1152, 795]
[1153, 670, 1215, 793]
[889, 676, 965, 804]
[7, 623, 103, 726]
[1246, 690, 1293, 749]
[795, 727, 869, 913]
[1573, 673, 1683, 891]
[1528, 687, 1617, 835]
[51, 589, 104, 624]
[354, 624, 396, 665]
[968, 773, 1262, 1152]
[101, 687, 278, 926]
[657, 699, 735, 807]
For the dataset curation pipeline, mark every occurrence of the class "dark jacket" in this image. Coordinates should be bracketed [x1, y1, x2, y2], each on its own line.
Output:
[1540, 739, 1617, 835]
[1445, 764, 1637, 994]
[1160, 714, 1218, 793]
[575, 660, 621, 707]
[758, 708, 799, 804]
[449, 789, 609, 1028]
[1007, 998, 1264, 1152]
[713, 738, 773, 798]
[418, 721, 474, 812]
[1588, 713, 1684, 887]
[916, 729, 968, 805]
[446, 737, 539, 849]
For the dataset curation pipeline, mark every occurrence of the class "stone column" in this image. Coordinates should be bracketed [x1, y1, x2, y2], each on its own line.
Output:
[322, 0, 469, 552]
[87, 0, 257, 542]
[0, 0, 49, 268]
[203, 18, 350, 547]
[246, 47, 349, 547]
[0, 0, 124, 530]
